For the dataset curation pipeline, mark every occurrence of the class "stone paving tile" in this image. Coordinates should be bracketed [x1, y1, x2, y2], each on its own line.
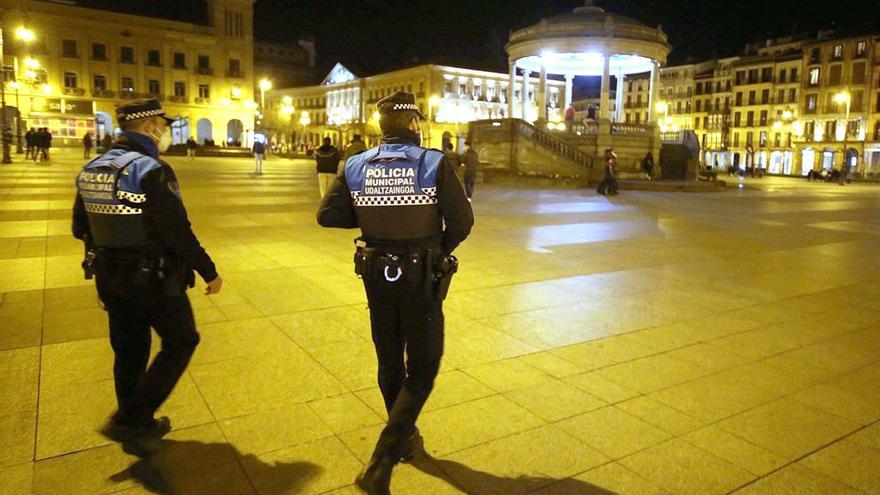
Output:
[5, 153, 880, 493]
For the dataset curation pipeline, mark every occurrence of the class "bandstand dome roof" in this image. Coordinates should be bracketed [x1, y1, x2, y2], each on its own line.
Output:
[506, 0, 672, 76]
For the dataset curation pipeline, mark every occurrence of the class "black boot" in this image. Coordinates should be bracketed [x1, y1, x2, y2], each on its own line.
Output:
[355, 454, 395, 495]
[399, 428, 423, 463]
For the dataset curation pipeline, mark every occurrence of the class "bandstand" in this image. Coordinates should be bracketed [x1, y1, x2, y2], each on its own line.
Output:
[506, 0, 671, 124]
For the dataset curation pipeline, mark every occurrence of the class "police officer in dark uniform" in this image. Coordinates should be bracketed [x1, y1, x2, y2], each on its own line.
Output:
[318, 92, 473, 494]
[72, 98, 222, 445]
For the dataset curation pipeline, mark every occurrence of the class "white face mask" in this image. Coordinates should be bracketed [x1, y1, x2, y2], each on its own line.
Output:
[157, 128, 173, 152]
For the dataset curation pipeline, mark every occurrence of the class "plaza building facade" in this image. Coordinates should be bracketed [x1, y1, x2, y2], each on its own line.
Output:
[264, 62, 567, 151]
[653, 32, 880, 176]
[0, 0, 256, 148]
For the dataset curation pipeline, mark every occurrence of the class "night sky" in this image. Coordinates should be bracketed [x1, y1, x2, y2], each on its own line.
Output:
[67, 0, 880, 76]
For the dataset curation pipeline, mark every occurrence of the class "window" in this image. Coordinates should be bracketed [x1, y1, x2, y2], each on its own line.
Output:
[778, 69, 787, 83]
[148, 79, 161, 95]
[224, 9, 244, 37]
[829, 65, 842, 86]
[694, 117, 700, 129]
[832, 44, 843, 60]
[761, 89, 770, 104]
[746, 111, 754, 127]
[93, 74, 106, 90]
[856, 40, 867, 58]
[735, 70, 745, 85]
[748, 69, 758, 84]
[198, 84, 210, 99]
[746, 132, 753, 145]
[92, 43, 107, 61]
[808, 68, 820, 86]
[790, 68, 798, 82]
[733, 132, 740, 147]
[120, 46, 134, 64]
[805, 121, 815, 141]
[806, 94, 818, 112]
[734, 112, 741, 127]
[198, 55, 210, 69]
[174, 81, 186, 97]
[173, 52, 186, 69]
[735, 92, 743, 106]
[777, 89, 785, 104]
[788, 89, 796, 103]
[759, 131, 767, 147]
[147, 50, 161, 67]
[121, 76, 134, 93]
[810, 47, 821, 63]
[695, 100, 702, 112]
[761, 68, 773, 82]
[852, 61, 866, 84]
[64, 71, 77, 88]
[748, 90, 756, 105]
[62, 40, 78, 58]
[228, 58, 241, 77]
[760, 110, 768, 126]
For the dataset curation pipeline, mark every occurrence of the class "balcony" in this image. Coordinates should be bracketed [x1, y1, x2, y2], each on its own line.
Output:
[168, 95, 188, 103]
[63, 87, 85, 97]
[225, 69, 245, 79]
[196, 67, 214, 76]
[195, 97, 211, 105]
[91, 89, 115, 98]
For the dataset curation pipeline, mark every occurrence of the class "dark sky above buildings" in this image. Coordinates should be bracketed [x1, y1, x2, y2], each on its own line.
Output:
[68, 0, 880, 74]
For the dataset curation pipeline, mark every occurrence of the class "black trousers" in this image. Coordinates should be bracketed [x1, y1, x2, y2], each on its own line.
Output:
[596, 177, 618, 195]
[464, 172, 477, 199]
[95, 259, 200, 425]
[363, 268, 444, 461]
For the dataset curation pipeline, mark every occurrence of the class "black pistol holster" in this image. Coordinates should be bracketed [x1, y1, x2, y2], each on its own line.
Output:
[81, 235, 96, 280]
[432, 254, 458, 301]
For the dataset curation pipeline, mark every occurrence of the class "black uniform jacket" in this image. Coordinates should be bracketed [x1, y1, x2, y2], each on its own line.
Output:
[317, 129, 474, 254]
[72, 134, 218, 283]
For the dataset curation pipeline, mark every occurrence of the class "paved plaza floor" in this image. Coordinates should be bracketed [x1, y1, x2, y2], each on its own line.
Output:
[1, 149, 879, 495]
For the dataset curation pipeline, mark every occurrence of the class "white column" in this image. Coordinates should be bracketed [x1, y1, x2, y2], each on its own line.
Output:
[564, 74, 574, 109]
[648, 61, 659, 123]
[538, 63, 547, 120]
[522, 69, 530, 121]
[508, 61, 516, 119]
[615, 71, 624, 122]
[600, 55, 611, 119]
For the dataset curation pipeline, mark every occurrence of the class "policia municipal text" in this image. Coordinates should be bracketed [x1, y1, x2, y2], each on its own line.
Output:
[72, 99, 222, 448]
[318, 91, 474, 495]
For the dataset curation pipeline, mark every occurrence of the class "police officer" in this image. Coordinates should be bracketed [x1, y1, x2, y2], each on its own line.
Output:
[72, 98, 222, 444]
[318, 91, 473, 494]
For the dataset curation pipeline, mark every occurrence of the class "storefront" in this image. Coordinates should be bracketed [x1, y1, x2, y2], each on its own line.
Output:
[26, 98, 95, 146]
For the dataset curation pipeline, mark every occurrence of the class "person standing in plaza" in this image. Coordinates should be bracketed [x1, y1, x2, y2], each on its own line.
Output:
[186, 136, 197, 161]
[83, 131, 93, 159]
[596, 148, 619, 196]
[253, 139, 266, 175]
[24, 128, 36, 160]
[102, 132, 114, 153]
[343, 134, 367, 165]
[72, 98, 222, 447]
[641, 151, 654, 180]
[317, 92, 473, 495]
[461, 141, 479, 200]
[315, 136, 340, 197]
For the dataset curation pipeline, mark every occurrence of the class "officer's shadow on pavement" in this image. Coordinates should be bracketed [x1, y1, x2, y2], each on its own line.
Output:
[412, 452, 618, 495]
[108, 439, 323, 494]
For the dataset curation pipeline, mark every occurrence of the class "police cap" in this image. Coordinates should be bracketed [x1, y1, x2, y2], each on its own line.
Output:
[116, 98, 176, 125]
[376, 91, 426, 120]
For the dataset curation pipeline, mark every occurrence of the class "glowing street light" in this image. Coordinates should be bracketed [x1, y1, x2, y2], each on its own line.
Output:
[282, 95, 292, 105]
[24, 57, 39, 69]
[231, 87, 241, 98]
[300, 111, 311, 126]
[834, 91, 852, 141]
[15, 27, 35, 42]
[259, 78, 272, 109]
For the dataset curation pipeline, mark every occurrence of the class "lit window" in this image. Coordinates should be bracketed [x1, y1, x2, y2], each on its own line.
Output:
[808, 68, 820, 86]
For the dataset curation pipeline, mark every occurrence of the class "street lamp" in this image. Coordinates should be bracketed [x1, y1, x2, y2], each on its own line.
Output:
[834, 90, 854, 175]
[15, 27, 35, 42]
[299, 111, 311, 147]
[8, 81, 22, 153]
[259, 78, 272, 109]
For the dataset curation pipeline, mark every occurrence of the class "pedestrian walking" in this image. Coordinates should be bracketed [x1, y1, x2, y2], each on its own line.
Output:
[253, 139, 266, 175]
[24, 128, 35, 160]
[317, 92, 473, 495]
[315, 136, 340, 197]
[596, 148, 619, 196]
[641, 151, 654, 180]
[343, 134, 368, 164]
[83, 131, 93, 159]
[35, 127, 51, 162]
[186, 137, 197, 161]
[72, 98, 222, 450]
[461, 141, 479, 200]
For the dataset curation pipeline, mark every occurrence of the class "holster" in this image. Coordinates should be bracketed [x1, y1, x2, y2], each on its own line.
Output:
[432, 255, 458, 301]
[354, 247, 376, 278]
[159, 258, 191, 296]
[82, 250, 96, 280]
